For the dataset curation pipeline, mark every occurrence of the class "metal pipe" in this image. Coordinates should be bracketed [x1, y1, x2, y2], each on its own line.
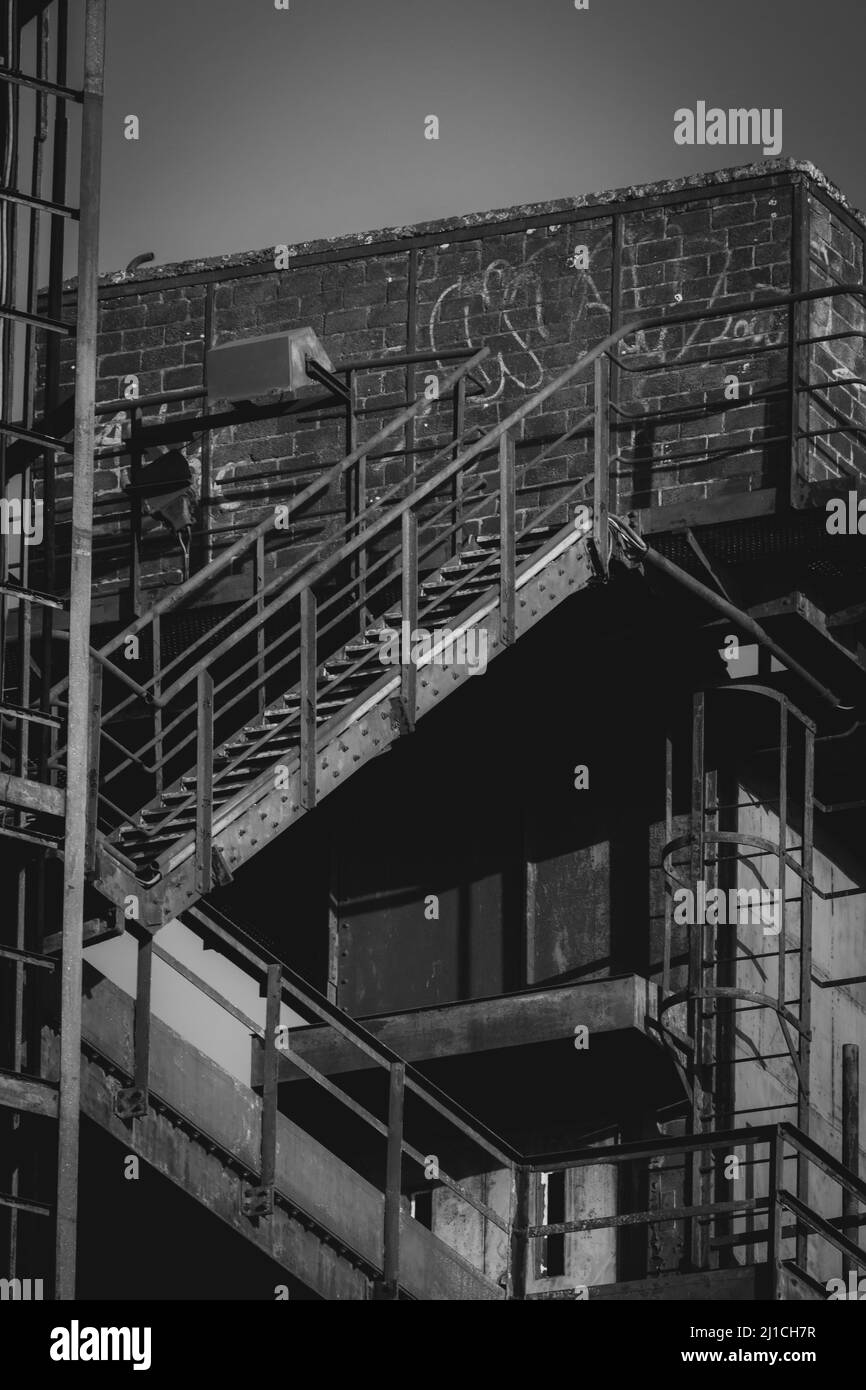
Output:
[640, 545, 852, 711]
[55, 0, 105, 1303]
[842, 1044, 860, 1281]
[381, 1060, 405, 1298]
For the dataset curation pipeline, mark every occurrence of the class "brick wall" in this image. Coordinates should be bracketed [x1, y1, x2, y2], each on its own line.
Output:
[41, 158, 866, 622]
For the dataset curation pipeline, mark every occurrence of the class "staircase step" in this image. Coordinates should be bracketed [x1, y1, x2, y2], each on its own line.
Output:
[181, 773, 249, 794]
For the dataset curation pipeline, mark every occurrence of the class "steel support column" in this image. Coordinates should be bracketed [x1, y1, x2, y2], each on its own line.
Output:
[55, 0, 105, 1302]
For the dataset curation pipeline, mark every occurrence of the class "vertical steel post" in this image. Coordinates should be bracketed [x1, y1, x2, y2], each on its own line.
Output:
[255, 532, 265, 716]
[451, 373, 465, 556]
[84, 656, 102, 877]
[842, 1044, 859, 1282]
[787, 178, 810, 507]
[39, 0, 71, 758]
[796, 724, 814, 1271]
[152, 611, 163, 798]
[499, 433, 516, 646]
[663, 733, 673, 996]
[357, 450, 368, 627]
[381, 1059, 405, 1298]
[508, 1164, 530, 1300]
[133, 934, 153, 1110]
[609, 213, 623, 517]
[195, 670, 214, 895]
[55, 0, 106, 1302]
[326, 846, 340, 1005]
[777, 703, 788, 1010]
[400, 509, 417, 731]
[260, 962, 281, 1205]
[201, 282, 215, 567]
[299, 587, 317, 809]
[128, 402, 143, 615]
[766, 1130, 784, 1300]
[686, 692, 707, 1270]
[593, 354, 609, 574]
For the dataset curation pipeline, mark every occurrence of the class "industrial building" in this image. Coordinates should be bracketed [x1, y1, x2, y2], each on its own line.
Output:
[1, 0, 864, 1301]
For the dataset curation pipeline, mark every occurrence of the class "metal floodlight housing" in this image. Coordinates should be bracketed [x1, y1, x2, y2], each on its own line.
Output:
[206, 327, 334, 402]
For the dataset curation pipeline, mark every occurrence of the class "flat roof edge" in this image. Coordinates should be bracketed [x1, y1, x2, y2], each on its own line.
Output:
[76, 158, 865, 296]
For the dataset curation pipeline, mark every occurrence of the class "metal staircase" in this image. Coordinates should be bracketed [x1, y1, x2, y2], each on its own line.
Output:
[46, 335, 622, 930]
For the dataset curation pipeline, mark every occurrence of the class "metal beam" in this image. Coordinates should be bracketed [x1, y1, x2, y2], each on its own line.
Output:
[0, 771, 64, 815]
[55, 0, 105, 1304]
[0, 1068, 58, 1118]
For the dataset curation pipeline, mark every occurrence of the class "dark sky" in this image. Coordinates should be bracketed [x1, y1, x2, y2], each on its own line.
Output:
[87, 0, 866, 275]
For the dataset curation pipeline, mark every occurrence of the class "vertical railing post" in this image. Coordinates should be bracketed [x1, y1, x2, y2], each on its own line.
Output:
[152, 611, 163, 799]
[242, 962, 281, 1219]
[508, 1164, 530, 1300]
[84, 656, 102, 878]
[115, 930, 153, 1121]
[401, 510, 417, 732]
[133, 934, 152, 1111]
[593, 354, 609, 575]
[128, 402, 142, 616]
[842, 1044, 860, 1282]
[255, 532, 266, 717]
[499, 432, 516, 646]
[357, 451, 368, 629]
[201, 283, 215, 568]
[662, 733, 673, 996]
[195, 670, 214, 895]
[451, 374, 466, 556]
[261, 963, 281, 1211]
[777, 703, 787, 1012]
[797, 724, 815, 1271]
[686, 692, 707, 1271]
[787, 181, 810, 507]
[766, 1129, 784, 1300]
[380, 1060, 405, 1299]
[299, 587, 317, 809]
